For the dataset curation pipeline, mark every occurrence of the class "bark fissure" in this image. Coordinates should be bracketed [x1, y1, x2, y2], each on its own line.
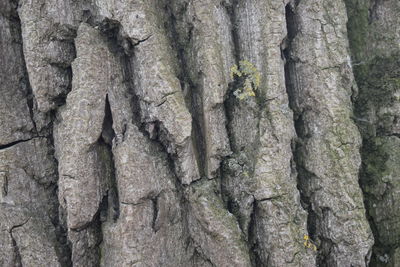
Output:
[164, 1, 206, 179]
[93, 17, 201, 266]
[223, 0, 240, 63]
[47, 112, 73, 267]
[10, 231, 22, 267]
[102, 95, 119, 223]
[220, 2, 269, 265]
[151, 194, 159, 232]
[52, 186, 73, 267]
[12, 4, 38, 135]
[8, 218, 31, 267]
[0, 136, 46, 150]
[248, 200, 262, 267]
[45, 117, 73, 266]
[11, 6, 76, 264]
[222, 0, 242, 154]
[99, 17, 186, 195]
[284, 0, 317, 257]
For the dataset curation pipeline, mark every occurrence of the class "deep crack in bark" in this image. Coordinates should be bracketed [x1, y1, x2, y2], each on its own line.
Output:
[164, 0, 207, 179]
[9, 218, 30, 267]
[283, 0, 317, 258]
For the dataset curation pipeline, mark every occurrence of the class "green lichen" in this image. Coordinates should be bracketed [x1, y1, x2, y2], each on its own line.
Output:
[230, 60, 260, 100]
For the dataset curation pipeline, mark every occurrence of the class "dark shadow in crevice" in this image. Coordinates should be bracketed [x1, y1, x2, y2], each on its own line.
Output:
[102, 95, 119, 222]
[8, 5, 74, 266]
[163, 1, 207, 179]
[9, 221, 26, 267]
[221, 2, 267, 266]
[50, 183, 73, 267]
[10, 5, 38, 135]
[248, 201, 263, 267]
[151, 195, 159, 232]
[284, 1, 320, 264]
[0, 138, 36, 150]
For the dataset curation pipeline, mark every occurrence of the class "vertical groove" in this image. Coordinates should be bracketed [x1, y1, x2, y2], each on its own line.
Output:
[102, 95, 119, 223]
[284, 0, 312, 232]
[12, 1, 74, 265]
[52, 158, 73, 267]
[283, 1, 327, 259]
[163, 1, 207, 179]
[284, 0, 374, 265]
[10, 0, 37, 136]
[9, 231, 22, 267]
[221, 1, 261, 265]
[13, 4, 37, 135]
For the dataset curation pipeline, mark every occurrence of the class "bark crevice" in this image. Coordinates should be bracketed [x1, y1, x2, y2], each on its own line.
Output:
[13, 5, 38, 135]
[248, 200, 262, 267]
[284, 0, 317, 256]
[9, 219, 30, 267]
[0, 137, 40, 150]
[220, 2, 267, 265]
[164, 1, 207, 180]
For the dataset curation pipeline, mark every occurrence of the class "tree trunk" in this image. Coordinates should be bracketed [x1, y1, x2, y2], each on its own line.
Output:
[0, 0, 399, 266]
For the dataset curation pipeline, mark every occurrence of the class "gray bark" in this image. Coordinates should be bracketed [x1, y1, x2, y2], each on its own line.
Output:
[0, 0, 399, 266]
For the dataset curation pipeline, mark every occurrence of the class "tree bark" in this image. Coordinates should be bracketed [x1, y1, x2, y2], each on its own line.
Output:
[0, 0, 399, 266]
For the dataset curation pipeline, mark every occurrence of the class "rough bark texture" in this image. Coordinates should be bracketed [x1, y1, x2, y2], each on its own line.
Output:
[0, 0, 398, 266]
[344, 0, 400, 266]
